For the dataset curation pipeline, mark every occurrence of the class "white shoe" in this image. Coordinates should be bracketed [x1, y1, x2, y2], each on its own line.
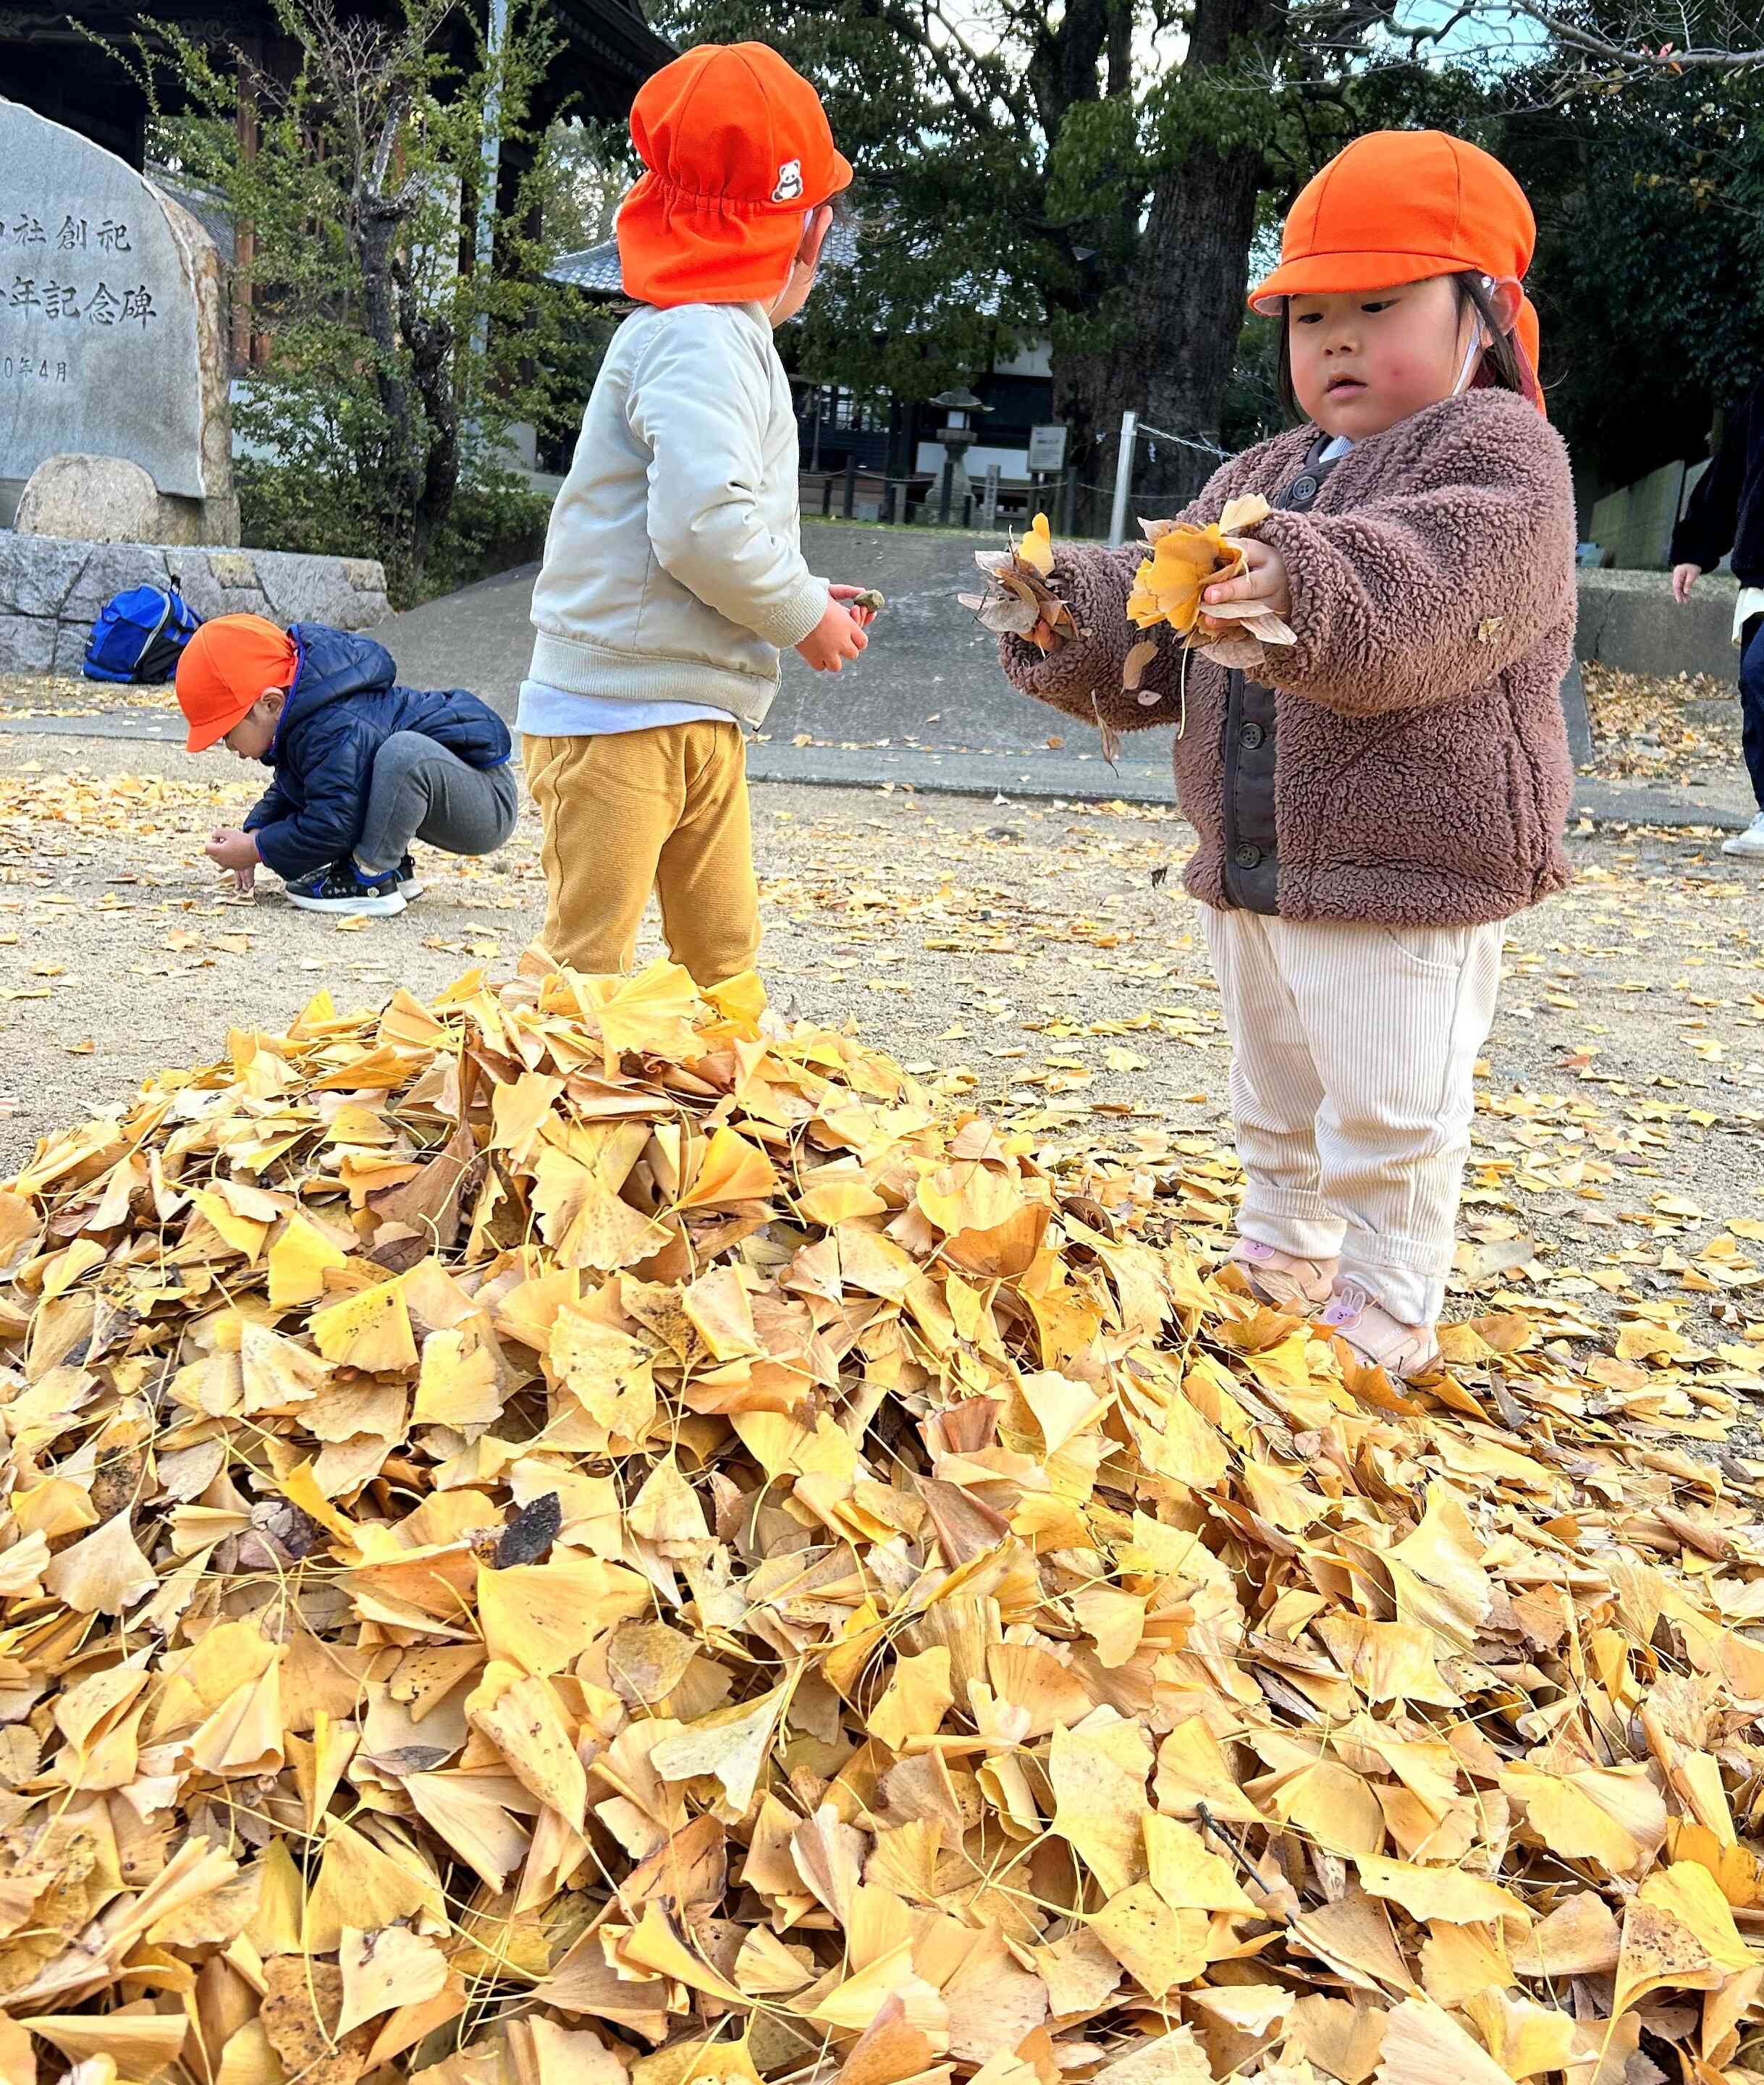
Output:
[1721, 812, 1764, 859]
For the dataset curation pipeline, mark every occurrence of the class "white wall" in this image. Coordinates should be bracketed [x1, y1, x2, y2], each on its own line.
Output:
[916, 441, 1042, 478]
[991, 337, 1053, 378]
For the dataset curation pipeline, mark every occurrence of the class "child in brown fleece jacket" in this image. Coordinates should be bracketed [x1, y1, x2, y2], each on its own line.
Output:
[1000, 130, 1577, 1380]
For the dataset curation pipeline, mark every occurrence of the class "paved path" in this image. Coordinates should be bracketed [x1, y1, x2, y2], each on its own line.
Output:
[0, 518, 1752, 828]
[375, 525, 1102, 764]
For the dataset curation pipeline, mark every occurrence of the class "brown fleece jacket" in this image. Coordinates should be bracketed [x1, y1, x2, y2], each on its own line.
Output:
[1000, 391, 1578, 926]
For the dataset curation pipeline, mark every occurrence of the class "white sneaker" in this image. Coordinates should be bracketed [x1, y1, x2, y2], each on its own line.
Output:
[1721, 812, 1764, 859]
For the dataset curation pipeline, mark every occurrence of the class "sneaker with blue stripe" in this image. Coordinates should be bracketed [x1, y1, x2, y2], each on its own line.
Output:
[284, 862, 406, 916]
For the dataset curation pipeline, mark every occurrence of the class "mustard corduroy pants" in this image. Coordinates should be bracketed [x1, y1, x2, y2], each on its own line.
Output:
[523, 722, 761, 987]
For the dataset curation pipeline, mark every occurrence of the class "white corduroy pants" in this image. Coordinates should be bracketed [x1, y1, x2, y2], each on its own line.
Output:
[1202, 907, 1505, 1325]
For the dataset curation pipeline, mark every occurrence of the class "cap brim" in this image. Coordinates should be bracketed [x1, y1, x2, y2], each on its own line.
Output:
[182, 697, 256, 753]
[1247, 248, 1476, 315]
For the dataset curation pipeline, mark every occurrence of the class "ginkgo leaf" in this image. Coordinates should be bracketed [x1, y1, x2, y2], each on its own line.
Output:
[866, 1647, 953, 1751]
[335, 1924, 448, 2037]
[1050, 1714, 1153, 1896]
[1373, 1997, 1514, 2085]
[41, 1512, 157, 1615]
[303, 1819, 444, 1953]
[310, 1277, 417, 1372]
[1356, 1853, 1532, 1932]
[267, 1214, 349, 1308]
[651, 1686, 786, 1817]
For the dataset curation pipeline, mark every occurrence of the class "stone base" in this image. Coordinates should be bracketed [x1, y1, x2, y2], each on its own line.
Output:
[0, 534, 389, 677]
[1575, 570, 1738, 683]
[14, 454, 240, 550]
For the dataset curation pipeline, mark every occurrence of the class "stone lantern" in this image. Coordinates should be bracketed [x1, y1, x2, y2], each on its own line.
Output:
[930, 385, 988, 525]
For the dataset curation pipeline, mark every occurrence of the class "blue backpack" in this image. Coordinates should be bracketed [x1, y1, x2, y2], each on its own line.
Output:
[83, 580, 203, 685]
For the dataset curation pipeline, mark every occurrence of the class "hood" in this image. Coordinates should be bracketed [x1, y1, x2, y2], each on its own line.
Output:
[278, 624, 399, 740]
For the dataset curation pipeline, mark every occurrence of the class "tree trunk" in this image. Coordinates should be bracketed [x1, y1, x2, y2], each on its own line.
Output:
[354, 192, 426, 587]
[1052, 325, 1147, 538]
[1050, 0, 1285, 530]
[1130, 135, 1264, 509]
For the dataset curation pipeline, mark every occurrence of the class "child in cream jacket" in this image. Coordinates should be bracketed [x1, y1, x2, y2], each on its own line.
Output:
[522, 43, 874, 987]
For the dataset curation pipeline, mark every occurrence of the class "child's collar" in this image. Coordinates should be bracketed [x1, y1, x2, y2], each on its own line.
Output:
[265, 630, 305, 762]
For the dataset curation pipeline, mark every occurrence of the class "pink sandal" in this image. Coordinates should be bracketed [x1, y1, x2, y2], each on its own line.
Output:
[1320, 1280, 1440, 1380]
[1231, 1238, 1338, 1310]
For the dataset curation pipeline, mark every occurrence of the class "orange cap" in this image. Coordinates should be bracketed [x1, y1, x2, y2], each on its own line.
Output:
[617, 43, 853, 308]
[1249, 130, 1543, 410]
[175, 613, 297, 752]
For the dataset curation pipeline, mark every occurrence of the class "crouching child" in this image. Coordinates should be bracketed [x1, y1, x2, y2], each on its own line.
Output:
[179, 614, 517, 916]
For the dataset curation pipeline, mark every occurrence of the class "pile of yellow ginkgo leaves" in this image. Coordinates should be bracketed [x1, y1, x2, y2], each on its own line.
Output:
[4, 952, 1764, 2085]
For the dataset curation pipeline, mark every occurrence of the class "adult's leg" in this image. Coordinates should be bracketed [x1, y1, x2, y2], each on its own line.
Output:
[654, 724, 762, 986]
[1283, 917, 1503, 1325]
[523, 730, 684, 976]
[1202, 905, 1342, 1264]
[1739, 614, 1764, 809]
[355, 734, 519, 871]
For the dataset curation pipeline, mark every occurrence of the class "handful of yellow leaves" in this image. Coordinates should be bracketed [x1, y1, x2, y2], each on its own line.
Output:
[1127, 495, 1296, 651]
[959, 513, 1073, 656]
[3, 954, 1764, 2085]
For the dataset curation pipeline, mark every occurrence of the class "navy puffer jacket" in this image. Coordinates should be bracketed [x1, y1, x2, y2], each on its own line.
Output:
[243, 623, 512, 879]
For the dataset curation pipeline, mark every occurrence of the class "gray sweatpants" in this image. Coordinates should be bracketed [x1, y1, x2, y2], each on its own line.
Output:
[354, 732, 520, 874]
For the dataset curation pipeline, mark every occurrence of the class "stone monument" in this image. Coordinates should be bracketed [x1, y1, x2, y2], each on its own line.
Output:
[0, 98, 237, 545]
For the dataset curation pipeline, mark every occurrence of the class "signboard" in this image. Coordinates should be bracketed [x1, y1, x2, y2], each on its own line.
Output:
[1027, 423, 1068, 473]
[981, 462, 1000, 528]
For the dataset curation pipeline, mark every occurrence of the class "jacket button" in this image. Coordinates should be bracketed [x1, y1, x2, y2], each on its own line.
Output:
[1240, 721, 1265, 750]
[1233, 843, 1262, 869]
[1290, 475, 1317, 502]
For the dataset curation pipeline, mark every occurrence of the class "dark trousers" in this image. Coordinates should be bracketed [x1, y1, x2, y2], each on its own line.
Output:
[1742, 615, 1764, 810]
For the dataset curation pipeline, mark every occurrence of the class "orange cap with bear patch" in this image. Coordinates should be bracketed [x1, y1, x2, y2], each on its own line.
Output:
[1249, 130, 1544, 412]
[616, 43, 853, 309]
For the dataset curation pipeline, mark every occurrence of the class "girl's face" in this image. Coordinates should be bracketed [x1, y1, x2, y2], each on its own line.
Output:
[1286, 275, 1480, 439]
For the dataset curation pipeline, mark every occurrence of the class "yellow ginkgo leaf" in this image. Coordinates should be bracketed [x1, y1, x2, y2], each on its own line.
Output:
[335, 1924, 449, 2037]
[1017, 512, 1055, 576]
[866, 1646, 953, 1752]
[310, 1277, 417, 1372]
[267, 1213, 350, 1308]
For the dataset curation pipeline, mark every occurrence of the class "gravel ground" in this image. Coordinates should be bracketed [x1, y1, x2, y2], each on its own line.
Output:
[4, 729, 1764, 1387]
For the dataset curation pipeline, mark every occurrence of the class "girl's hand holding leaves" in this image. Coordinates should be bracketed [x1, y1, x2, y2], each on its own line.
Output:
[959, 512, 1074, 656]
[1128, 494, 1297, 649]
